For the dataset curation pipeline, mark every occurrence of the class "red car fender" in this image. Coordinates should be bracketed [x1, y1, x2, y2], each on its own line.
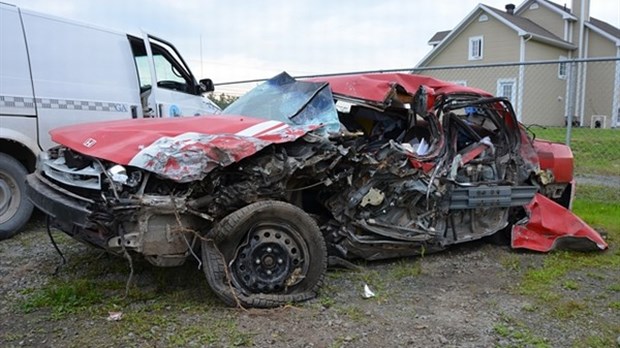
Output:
[532, 139, 574, 183]
[512, 193, 607, 252]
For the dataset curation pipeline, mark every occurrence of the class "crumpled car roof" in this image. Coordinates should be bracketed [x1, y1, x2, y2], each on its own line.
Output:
[310, 73, 492, 105]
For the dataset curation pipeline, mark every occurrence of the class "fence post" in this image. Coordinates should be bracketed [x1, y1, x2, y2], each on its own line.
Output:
[565, 60, 578, 146]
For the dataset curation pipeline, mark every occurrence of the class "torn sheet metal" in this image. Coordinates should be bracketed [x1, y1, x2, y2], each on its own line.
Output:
[512, 193, 608, 252]
[127, 126, 312, 182]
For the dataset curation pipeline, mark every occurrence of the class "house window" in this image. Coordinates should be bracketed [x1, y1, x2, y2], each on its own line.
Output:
[558, 56, 567, 79]
[497, 79, 516, 103]
[529, 3, 539, 10]
[468, 36, 483, 60]
[478, 15, 488, 22]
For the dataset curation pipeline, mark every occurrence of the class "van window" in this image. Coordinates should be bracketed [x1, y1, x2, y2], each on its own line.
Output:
[129, 36, 196, 95]
[134, 56, 152, 92]
[134, 55, 187, 91]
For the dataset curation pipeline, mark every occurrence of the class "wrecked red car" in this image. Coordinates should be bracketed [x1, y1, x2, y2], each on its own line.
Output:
[26, 72, 607, 308]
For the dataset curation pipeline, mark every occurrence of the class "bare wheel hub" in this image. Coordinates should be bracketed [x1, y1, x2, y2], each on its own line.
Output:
[232, 222, 308, 293]
[0, 172, 19, 223]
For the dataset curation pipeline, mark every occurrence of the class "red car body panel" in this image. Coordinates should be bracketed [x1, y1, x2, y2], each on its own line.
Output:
[532, 139, 574, 183]
[512, 193, 607, 251]
[311, 73, 492, 105]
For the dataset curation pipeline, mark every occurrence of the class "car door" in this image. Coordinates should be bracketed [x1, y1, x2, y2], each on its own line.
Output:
[137, 32, 219, 118]
[436, 96, 537, 242]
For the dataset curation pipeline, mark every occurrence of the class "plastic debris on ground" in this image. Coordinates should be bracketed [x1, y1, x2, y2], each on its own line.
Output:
[362, 283, 376, 299]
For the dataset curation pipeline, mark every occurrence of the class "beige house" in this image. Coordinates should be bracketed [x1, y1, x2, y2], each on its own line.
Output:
[415, 0, 620, 128]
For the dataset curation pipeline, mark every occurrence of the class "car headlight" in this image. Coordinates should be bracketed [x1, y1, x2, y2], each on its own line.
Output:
[107, 165, 128, 185]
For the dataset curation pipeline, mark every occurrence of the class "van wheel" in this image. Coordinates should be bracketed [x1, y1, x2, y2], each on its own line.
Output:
[202, 200, 327, 308]
[0, 153, 34, 240]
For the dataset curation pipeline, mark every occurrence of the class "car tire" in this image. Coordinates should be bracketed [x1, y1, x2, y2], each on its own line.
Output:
[0, 153, 34, 240]
[202, 200, 327, 308]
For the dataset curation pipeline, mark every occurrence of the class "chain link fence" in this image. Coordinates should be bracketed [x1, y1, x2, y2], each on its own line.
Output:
[216, 58, 620, 188]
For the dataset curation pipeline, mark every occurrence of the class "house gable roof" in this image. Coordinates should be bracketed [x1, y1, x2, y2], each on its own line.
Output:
[587, 17, 620, 45]
[484, 6, 568, 41]
[417, 3, 576, 67]
[516, 0, 619, 45]
[428, 30, 451, 45]
[515, 0, 577, 20]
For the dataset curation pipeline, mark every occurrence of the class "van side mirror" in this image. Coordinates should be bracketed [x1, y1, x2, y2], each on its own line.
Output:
[199, 78, 215, 93]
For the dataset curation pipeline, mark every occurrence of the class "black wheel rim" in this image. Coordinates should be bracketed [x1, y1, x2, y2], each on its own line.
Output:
[231, 221, 309, 294]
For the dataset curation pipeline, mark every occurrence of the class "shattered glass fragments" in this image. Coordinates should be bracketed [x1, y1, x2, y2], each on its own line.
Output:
[223, 72, 341, 135]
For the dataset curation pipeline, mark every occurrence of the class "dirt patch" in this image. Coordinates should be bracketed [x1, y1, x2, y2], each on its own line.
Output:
[1, 213, 618, 347]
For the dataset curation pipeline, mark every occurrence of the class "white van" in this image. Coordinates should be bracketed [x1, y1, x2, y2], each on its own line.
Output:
[0, 2, 220, 239]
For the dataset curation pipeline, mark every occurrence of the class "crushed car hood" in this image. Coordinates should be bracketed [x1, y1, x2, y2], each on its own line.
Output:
[50, 72, 337, 182]
[50, 115, 315, 182]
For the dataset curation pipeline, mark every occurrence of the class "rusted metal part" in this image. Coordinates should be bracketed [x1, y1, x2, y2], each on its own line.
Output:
[100, 194, 199, 266]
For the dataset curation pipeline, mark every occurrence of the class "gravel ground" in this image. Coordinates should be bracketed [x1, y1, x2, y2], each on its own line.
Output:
[576, 174, 620, 189]
[1, 212, 618, 348]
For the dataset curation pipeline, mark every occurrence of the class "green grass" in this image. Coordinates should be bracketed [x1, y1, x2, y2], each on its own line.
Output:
[550, 300, 589, 319]
[518, 184, 619, 301]
[16, 258, 253, 346]
[573, 185, 620, 229]
[493, 314, 550, 347]
[387, 259, 422, 280]
[334, 305, 368, 323]
[561, 280, 579, 291]
[500, 254, 522, 271]
[530, 127, 620, 176]
[19, 254, 221, 320]
[20, 278, 107, 318]
[514, 182, 620, 344]
[574, 329, 619, 348]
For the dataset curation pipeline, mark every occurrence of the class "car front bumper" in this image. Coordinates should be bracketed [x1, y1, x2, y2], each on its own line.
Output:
[25, 171, 93, 228]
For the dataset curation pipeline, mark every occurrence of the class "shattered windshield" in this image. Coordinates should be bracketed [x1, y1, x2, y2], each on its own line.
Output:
[223, 72, 340, 134]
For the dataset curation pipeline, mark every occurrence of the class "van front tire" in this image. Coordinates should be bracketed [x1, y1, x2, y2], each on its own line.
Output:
[0, 153, 34, 240]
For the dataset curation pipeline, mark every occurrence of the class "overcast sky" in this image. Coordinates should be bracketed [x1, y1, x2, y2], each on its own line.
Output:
[8, 0, 620, 95]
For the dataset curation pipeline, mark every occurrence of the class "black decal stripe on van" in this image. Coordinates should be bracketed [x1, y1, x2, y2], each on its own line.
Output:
[0, 95, 131, 113]
[0, 95, 36, 108]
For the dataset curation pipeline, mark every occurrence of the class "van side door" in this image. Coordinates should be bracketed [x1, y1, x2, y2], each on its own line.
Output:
[0, 3, 38, 151]
[21, 10, 142, 151]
